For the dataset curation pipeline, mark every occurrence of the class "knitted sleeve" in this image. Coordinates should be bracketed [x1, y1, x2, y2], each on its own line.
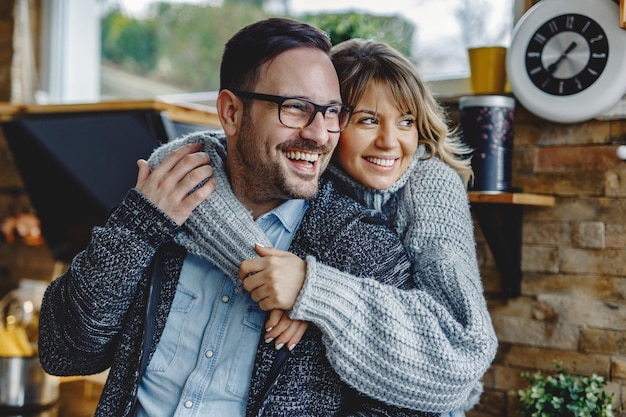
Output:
[290, 159, 497, 413]
[146, 132, 271, 284]
[39, 189, 180, 376]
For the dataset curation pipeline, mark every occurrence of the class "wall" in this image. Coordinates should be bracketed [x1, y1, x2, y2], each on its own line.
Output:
[0, 0, 56, 298]
[0, 0, 15, 101]
[447, 103, 626, 416]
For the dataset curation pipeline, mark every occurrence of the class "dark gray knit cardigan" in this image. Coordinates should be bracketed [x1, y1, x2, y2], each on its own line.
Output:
[38, 133, 433, 416]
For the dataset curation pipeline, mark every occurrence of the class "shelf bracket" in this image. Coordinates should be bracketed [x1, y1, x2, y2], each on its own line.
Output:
[472, 203, 523, 297]
[468, 192, 555, 298]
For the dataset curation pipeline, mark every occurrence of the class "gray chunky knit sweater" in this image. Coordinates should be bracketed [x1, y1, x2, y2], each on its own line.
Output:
[317, 145, 499, 412]
[39, 131, 433, 416]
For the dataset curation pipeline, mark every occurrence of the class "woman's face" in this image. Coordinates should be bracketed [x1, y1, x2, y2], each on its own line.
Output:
[336, 81, 419, 190]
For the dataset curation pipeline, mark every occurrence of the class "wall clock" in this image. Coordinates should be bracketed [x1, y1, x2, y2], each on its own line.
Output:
[506, 0, 626, 123]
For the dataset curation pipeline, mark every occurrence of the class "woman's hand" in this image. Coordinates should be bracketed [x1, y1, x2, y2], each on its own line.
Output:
[135, 143, 215, 225]
[264, 309, 309, 351]
[239, 245, 306, 311]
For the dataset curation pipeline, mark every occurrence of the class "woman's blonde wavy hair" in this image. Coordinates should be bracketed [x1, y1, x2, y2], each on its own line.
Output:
[330, 38, 473, 187]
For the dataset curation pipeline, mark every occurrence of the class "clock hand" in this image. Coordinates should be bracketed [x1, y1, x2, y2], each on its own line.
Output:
[547, 41, 578, 74]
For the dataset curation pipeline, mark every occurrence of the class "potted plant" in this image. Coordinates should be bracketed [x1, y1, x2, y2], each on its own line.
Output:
[518, 361, 615, 417]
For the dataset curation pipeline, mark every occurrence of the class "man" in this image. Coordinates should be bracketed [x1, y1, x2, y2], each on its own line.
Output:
[38, 17, 430, 417]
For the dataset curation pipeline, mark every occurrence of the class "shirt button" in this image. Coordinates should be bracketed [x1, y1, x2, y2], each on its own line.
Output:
[221, 295, 230, 303]
[184, 400, 193, 408]
[205, 350, 214, 358]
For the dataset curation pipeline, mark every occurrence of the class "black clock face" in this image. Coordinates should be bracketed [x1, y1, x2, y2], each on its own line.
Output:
[525, 14, 609, 96]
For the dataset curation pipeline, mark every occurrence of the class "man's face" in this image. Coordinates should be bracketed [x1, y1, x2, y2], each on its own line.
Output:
[228, 48, 342, 213]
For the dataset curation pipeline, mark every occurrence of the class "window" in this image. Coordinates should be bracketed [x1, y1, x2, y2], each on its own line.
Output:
[37, 0, 524, 103]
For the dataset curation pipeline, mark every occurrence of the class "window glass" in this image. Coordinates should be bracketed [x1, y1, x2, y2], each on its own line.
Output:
[104, 0, 517, 99]
[285, 0, 515, 81]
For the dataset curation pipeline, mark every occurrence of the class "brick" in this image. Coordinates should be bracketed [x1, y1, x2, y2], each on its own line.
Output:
[537, 145, 623, 172]
[491, 314, 579, 349]
[512, 123, 541, 147]
[613, 357, 626, 380]
[536, 122, 611, 146]
[580, 329, 626, 355]
[606, 171, 626, 197]
[491, 364, 527, 391]
[561, 248, 626, 276]
[511, 147, 534, 174]
[538, 293, 626, 330]
[522, 222, 569, 246]
[572, 221, 605, 249]
[523, 273, 626, 302]
[497, 343, 611, 378]
[607, 223, 626, 248]
[522, 245, 559, 273]
[551, 197, 626, 223]
[514, 171, 607, 196]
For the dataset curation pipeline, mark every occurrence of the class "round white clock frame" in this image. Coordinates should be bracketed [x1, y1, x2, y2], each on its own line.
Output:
[506, 0, 626, 123]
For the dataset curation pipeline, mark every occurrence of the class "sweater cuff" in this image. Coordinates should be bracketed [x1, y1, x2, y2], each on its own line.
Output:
[291, 257, 365, 345]
[107, 188, 180, 248]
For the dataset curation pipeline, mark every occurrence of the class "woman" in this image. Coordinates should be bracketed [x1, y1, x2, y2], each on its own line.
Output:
[258, 39, 498, 416]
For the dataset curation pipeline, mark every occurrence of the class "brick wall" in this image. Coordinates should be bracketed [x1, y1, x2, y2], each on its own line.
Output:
[450, 104, 626, 416]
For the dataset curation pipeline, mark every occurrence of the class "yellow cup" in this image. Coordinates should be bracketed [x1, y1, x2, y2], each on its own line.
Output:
[467, 46, 507, 94]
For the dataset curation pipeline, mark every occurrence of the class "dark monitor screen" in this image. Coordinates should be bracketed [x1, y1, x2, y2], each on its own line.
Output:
[2, 109, 170, 262]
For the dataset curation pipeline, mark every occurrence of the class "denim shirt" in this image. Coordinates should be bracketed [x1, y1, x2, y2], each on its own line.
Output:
[135, 199, 307, 417]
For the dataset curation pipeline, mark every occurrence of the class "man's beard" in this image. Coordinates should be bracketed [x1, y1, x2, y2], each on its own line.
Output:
[232, 112, 332, 202]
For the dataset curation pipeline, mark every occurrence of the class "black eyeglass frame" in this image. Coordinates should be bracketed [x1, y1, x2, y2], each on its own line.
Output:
[230, 90, 353, 133]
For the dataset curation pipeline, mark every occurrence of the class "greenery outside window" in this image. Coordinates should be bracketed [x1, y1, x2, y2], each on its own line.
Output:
[99, 0, 523, 100]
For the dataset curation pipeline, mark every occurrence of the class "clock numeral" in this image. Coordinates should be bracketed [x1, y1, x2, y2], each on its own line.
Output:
[527, 52, 541, 58]
[587, 67, 599, 76]
[581, 20, 591, 33]
[592, 52, 607, 59]
[589, 34, 604, 44]
[529, 66, 543, 75]
[565, 16, 575, 30]
[574, 78, 582, 90]
[540, 78, 550, 89]
[548, 20, 558, 33]
[533, 33, 547, 45]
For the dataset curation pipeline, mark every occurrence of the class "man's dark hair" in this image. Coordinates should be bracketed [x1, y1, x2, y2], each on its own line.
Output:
[220, 17, 332, 92]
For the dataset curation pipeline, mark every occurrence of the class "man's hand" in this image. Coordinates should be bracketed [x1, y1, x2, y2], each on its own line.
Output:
[239, 245, 306, 311]
[135, 143, 215, 225]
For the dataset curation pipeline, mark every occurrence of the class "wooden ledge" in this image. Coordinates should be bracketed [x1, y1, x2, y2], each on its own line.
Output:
[468, 192, 555, 207]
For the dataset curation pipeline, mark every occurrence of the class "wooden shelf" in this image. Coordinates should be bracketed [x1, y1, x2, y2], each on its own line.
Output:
[0, 99, 221, 127]
[469, 191, 555, 206]
[469, 192, 555, 297]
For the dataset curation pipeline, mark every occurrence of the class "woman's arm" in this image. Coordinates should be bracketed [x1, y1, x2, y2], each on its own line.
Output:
[288, 162, 497, 413]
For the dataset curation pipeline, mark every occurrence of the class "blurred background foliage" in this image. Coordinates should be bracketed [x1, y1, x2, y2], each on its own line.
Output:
[100, 0, 415, 92]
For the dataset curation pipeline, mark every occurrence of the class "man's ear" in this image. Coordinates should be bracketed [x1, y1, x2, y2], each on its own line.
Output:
[216, 89, 242, 136]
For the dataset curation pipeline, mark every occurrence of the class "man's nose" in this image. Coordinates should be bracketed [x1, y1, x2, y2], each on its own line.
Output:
[299, 111, 330, 145]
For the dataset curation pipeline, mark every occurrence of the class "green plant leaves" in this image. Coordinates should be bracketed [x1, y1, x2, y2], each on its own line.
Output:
[518, 361, 614, 417]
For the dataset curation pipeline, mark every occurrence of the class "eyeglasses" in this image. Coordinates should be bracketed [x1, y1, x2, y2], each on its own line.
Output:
[231, 90, 353, 133]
